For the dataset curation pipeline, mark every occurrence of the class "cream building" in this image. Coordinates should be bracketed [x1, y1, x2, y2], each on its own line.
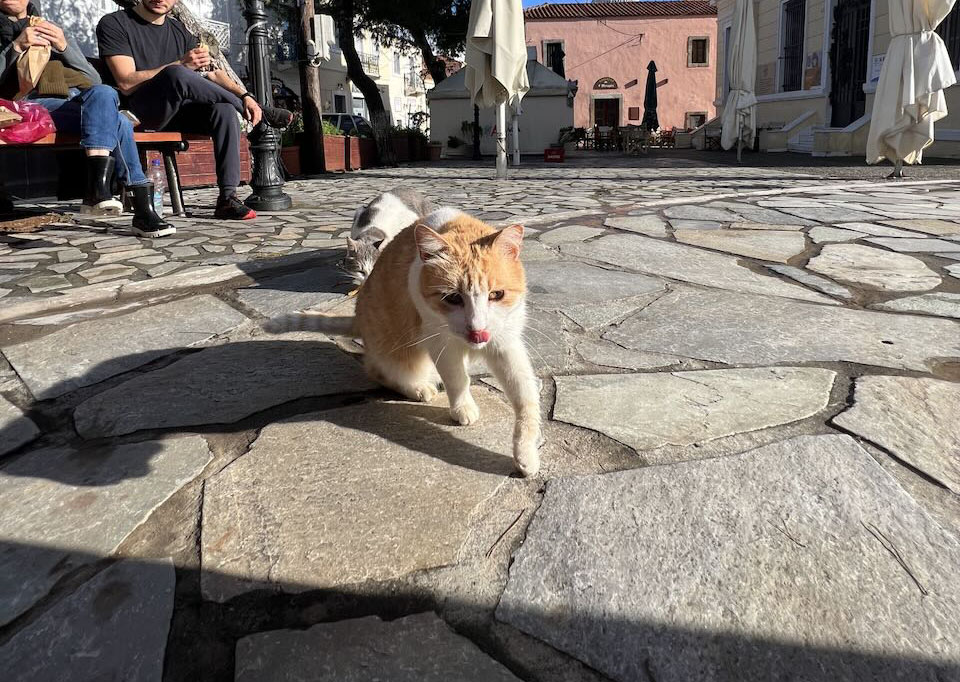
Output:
[712, 0, 960, 156]
[270, 16, 432, 128]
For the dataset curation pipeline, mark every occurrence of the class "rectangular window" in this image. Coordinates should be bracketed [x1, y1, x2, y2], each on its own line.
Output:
[545, 41, 565, 77]
[628, 107, 640, 121]
[781, 0, 805, 91]
[723, 25, 732, 96]
[394, 53, 402, 73]
[688, 37, 709, 67]
[334, 94, 346, 113]
[936, 2, 960, 70]
[685, 112, 707, 129]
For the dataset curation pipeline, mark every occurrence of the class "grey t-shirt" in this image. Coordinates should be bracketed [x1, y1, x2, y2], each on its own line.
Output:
[96, 8, 196, 71]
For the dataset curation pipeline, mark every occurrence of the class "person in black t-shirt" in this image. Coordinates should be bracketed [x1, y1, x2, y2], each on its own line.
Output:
[97, 0, 292, 220]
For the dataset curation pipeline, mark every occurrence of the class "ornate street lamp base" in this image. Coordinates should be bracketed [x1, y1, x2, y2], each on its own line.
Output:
[244, 188, 293, 211]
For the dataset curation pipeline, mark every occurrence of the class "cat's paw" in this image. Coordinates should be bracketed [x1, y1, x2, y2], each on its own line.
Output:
[513, 439, 541, 477]
[406, 383, 439, 403]
[450, 399, 480, 426]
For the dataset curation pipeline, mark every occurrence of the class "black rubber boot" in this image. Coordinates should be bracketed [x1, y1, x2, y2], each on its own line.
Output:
[128, 184, 176, 238]
[80, 156, 123, 216]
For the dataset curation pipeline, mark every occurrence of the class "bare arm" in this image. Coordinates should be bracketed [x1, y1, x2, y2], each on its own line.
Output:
[206, 68, 263, 126]
[104, 48, 210, 95]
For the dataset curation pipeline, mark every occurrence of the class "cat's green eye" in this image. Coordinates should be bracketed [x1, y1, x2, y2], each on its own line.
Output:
[442, 293, 464, 306]
[489, 290, 505, 301]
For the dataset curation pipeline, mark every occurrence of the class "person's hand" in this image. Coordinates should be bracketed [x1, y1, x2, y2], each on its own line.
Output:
[242, 95, 263, 127]
[35, 21, 67, 52]
[12, 26, 50, 53]
[180, 47, 211, 71]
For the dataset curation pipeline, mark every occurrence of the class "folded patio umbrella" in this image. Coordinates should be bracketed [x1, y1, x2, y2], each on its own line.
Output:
[720, 0, 757, 160]
[465, 0, 529, 178]
[866, 0, 957, 175]
[641, 60, 659, 131]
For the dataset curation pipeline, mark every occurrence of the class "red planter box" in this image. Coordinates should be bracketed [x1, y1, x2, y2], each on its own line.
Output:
[323, 135, 347, 172]
[145, 138, 251, 188]
[280, 146, 300, 176]
[544, 147, 565, 162]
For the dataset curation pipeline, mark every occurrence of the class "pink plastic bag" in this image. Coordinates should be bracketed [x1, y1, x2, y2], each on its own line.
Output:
[0, 99, 56, 144]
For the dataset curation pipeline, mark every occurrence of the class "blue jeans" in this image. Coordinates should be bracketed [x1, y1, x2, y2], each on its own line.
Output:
[29, 85, 148, 186]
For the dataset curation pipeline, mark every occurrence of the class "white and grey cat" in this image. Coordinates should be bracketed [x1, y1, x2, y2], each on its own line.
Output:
[343, 188, 438, 286]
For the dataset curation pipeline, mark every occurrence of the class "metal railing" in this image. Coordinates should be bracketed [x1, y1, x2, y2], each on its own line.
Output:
[404, 72, 423, 95]
[359, 52, 380, 77]
[200, 18, 230, 52]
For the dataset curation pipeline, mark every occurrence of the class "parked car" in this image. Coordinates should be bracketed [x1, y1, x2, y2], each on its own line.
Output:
[322, 113, 374, 137]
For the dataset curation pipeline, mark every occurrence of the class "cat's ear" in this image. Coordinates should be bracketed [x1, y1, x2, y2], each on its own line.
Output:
[414, 224, 449, 262]
[493, 224, 524, 261]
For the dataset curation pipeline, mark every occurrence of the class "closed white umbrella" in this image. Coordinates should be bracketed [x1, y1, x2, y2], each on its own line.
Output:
[465, 0, 530, 178]
[720, 0, 757, 163]
[866, 0, 957, 176]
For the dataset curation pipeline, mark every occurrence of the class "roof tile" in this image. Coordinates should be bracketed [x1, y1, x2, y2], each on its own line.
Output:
[524, 1, 717, 20]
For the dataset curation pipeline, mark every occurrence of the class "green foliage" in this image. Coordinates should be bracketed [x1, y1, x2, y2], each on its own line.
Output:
[460, 120, 477, 138]
[447, 135, 463, 148]
[409, 111, 430, 132]
[322, 119, 344, 136]
[390, 125, 427, 143]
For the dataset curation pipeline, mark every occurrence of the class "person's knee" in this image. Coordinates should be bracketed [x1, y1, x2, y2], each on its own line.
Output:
[210, 103, 239, 129]
[84, 84, 120, 107]
[157, 64, 194, 84]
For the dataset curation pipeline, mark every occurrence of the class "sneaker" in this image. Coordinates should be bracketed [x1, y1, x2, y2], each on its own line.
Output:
[262, 106, 294, 129]
[214, 195, 257, 220]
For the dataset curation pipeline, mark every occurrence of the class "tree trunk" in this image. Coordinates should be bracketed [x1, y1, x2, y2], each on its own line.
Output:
[335, 2, 396, 165]
[298, 0, 325, 174]
[409, 26, 446, 85]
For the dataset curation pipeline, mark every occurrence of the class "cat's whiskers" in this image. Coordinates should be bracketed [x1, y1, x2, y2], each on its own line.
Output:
[520, 336, 549, 369]
[524, 323, 556, 346]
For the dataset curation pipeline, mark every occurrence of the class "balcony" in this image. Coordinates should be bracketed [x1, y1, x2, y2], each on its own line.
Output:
[359, 52, 380, 78]
[404, 72, 424, 96]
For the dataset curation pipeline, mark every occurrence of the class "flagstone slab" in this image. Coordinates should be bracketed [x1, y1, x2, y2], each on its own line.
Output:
[864, 237, 960, 253]
[603, 214, 669, 237]
[200, 391, 514, 602]
[524, 260, 665, 311]
[74, 335, 375, 438]
[807, 244, 941, 291]
[0, 396, 39, 457]
[674, 229, 807, 263]
[871, 292, 960, 318]
[949, 263, 960, 279]
[576, 339, 688, 370]
[497, 434, 960, 682]
[663, 205, 741, 222]
[730, 221, 806, 231]
[882, 218, 960, 236]
[835, 222, 926, 238]
[604, 286, 960, 371]
[236, 265, 348, 318]
[554, 368, 834, 451]
[767, 265, 853, 300]
[668, 219, 724, 231]
[561, 235, 834, 303]
[719, 204, 815, 226]
[833, 376, 960, 494]
[0, 436, 210, 625]
[778, 206, 881, 223]
[0, 559, 174, 682]
[235, 613, 521, 682]
[2, 296, 248, 400]
[808, 226, 866, 243]
[538, 225, 606, 245]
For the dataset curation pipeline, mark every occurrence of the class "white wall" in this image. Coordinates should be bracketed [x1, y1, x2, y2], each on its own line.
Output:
[429, 96, 574, 155]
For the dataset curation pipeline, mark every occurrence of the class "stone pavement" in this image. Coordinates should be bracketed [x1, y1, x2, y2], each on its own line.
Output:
[1, 156, 959, 681]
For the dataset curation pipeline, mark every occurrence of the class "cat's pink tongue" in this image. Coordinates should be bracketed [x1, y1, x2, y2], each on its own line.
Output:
[468, 330, 491, 344]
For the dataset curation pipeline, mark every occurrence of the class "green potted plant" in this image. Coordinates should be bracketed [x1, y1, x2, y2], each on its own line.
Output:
[445, 135, 466, 158]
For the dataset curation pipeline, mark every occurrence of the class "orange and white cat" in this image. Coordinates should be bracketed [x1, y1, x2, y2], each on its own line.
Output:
[265, 210, 542, 477]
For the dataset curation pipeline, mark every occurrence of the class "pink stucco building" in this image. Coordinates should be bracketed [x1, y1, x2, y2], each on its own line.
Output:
[524, 1, 718, 131]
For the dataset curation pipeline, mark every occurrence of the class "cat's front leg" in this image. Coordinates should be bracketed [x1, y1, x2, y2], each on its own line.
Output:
[432, 344, 479, 425]
[486, 338, 541, 477]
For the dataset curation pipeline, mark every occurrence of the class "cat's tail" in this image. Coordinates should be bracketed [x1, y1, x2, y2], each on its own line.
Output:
[262, 311, 357, 337]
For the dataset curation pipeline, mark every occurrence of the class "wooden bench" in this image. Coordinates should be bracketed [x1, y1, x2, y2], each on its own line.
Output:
[1, 131, 209, 216]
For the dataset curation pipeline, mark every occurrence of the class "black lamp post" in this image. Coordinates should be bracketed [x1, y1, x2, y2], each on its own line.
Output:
[243, 0, 292, 211]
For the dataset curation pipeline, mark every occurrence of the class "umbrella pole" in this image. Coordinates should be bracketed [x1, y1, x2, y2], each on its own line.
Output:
[512, 108, 520, 166]
[496, 102, 508, 179]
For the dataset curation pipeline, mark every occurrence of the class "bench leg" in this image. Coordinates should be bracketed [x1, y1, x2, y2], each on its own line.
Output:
[162, 150, 186, 217]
